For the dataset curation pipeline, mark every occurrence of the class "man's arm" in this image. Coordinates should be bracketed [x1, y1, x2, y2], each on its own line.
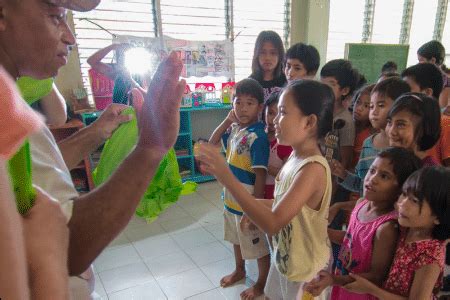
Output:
[67, 147, 164, 275]
[67, 52, 185, 275]
[40, 84, 67, 126]
[57, 104, 132, 170]
[0, 162, 29, 300]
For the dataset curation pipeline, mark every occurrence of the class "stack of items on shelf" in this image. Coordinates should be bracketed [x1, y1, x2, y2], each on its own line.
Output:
[181, 82, 235, 108]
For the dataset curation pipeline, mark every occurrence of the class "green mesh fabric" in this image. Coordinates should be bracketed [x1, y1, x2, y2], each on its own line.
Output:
[92, 107, 196, 222]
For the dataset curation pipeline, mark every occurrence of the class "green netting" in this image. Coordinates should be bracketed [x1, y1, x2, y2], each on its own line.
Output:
[92, 107, 196, 222]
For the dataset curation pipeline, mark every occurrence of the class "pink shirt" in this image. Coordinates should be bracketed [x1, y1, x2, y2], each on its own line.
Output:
[383, 229, 445, 299]
[331, 199, 398, 300]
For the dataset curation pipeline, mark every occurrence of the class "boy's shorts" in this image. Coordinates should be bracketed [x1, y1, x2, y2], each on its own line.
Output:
[223, 209, 269, 260]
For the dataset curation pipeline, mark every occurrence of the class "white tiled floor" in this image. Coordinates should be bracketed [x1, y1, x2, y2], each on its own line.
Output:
[92, 181, 263, 300]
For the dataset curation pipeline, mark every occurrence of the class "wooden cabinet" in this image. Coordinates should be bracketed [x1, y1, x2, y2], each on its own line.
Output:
[49, 119, 94, 193]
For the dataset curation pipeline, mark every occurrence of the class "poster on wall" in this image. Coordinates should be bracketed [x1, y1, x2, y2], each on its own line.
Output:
[165, 37, 233, 78]
[113, 35, 233, 78]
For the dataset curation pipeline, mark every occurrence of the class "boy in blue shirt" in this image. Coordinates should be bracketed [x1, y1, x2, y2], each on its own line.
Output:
[209, 78, 270, 299]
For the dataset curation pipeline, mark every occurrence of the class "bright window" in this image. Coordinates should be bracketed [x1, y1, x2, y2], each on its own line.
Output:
[326, 0, 365, 61]
[407, 0, 439, 66]
[371, 0, 403, 44]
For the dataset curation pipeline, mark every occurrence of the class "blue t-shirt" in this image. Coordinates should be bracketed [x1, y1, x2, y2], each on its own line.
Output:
[221, 122, 269, 215]
[339, 134, 382, 196]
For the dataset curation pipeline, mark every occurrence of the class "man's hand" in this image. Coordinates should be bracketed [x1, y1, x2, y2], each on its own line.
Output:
[137, 51, 185, 153]
[91, 103, 132, 141]
[23, 186, 69, 273]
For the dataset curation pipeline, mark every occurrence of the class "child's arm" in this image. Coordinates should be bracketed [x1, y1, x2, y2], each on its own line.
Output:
[196, 143, 326, 236]
[328, 199, 357, 225]
[356, 221, 399, 285]
[208, 110, 236, 145]
[339, 170, 362, 193]
[344, 263, 441, 300]
[328, 228, 346, 245]
[87, 44, 125, 80]
[340, 146, 353, 171]
[253, 168, 266, 199]
[0, 161, 30, 300]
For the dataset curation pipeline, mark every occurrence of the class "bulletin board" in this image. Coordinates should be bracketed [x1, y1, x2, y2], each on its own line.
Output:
[113, 35, 233, 78]
[345, 43, 409, 83]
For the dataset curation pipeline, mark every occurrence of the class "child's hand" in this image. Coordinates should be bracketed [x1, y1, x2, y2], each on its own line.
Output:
[240, 214, 257, 234]
[303, 271, 333, 297]
[195, 143, 230, 183]
[226, 109, 238, 123]
[330, 159, 347, 179]
[343, 273, 376, 295]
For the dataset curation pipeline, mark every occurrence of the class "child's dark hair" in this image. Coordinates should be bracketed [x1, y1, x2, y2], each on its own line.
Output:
[378, 72, 400, 81]
[377, 147, 422, 188]
[417, 40, 446, 65]
[388, 93, 441, 151]
[234, 78, 265, 104]
[285, 43, 320, 75]
[284, 80, 334, 139]
[320, 59, 361, 99]
[349, 83, 375, 112]
[372, 76, 410, 100]
[381, 61, 398, 74]
[401, 63, 444, 99]
[251, 31, 285, 81]
[402, 166, 450, 240]
[264, 91, 280, 112]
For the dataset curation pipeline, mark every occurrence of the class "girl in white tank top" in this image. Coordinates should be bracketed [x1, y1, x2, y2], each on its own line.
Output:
[196, 80, 335, 299]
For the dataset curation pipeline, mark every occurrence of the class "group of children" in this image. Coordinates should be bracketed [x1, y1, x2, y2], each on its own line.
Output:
[195, 32, 450, 300]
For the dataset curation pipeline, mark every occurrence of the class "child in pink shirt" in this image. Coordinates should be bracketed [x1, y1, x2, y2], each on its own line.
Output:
[305, 147, 422, 299]
[344, 166, 449, 299]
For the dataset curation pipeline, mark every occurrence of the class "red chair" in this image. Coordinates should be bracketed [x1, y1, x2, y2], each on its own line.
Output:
[88, 68, 114, 110]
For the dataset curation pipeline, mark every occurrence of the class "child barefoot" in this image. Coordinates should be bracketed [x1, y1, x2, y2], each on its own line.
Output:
[305, 147, 422, 300]
[345, 166, 450, 299]
[208, 78, 270, 299]
[198, 80, 335, 299]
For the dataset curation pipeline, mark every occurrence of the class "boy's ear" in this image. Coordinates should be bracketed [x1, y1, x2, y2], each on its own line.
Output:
[430, 57, 437, 65]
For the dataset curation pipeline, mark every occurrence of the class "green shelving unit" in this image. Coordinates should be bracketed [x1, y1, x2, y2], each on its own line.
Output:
[176, 104, 231, 183]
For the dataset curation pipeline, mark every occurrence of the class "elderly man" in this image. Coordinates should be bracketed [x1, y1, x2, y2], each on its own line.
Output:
[0, 0, 185, 297]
